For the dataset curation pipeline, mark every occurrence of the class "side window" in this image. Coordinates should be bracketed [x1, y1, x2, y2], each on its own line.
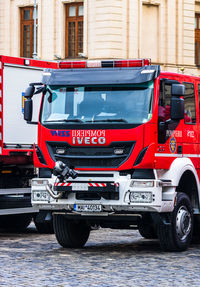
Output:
[158, 81, 173, 144]
[158, 82, 172, 123]
[183, 83, 196, 124]
[198, 84, 200, 121]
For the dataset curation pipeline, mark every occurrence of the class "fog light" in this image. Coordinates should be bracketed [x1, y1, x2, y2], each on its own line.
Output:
[32, 190, 50, 201]
[114, 148, 124, 155]
[129, 192, 152, 203]
[130, 180, 154, 188]
[56, 148, 66, 155]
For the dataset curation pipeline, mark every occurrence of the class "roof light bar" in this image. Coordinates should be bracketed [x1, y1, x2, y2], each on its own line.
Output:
[114, 59, 150, 67]
[59, 59, 151, 69]
[87, 60, 101, 68]
[59, 61, 86, 69]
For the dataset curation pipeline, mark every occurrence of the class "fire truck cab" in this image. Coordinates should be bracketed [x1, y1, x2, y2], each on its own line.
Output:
[25, 59, 200, 251]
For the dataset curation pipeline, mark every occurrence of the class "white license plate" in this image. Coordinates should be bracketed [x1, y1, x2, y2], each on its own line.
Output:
[74, 204, 102, 212]
[72, 183, 89, 191]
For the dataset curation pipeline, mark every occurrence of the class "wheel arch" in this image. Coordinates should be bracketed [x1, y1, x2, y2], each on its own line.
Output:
[156, 157, 200, 213]
[176, 170, 199, 213]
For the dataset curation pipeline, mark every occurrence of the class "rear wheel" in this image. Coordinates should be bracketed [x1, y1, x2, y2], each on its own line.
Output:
[0, 214, 32, 232]
[53, 214, 90, 248]
[157, 192, 193, 252]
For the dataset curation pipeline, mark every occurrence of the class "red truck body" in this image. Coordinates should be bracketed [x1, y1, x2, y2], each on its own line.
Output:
[0, 55, 57, 231]
[29, 59, 200, 251]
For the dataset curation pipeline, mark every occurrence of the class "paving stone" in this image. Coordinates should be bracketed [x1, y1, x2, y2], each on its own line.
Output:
[0, 224, 199, 287]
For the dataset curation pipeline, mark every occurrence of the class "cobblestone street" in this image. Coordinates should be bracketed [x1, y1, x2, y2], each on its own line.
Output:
[0, 224, 200, 287]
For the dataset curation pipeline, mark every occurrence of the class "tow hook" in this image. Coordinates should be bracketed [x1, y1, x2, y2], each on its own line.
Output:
[46, 184, 64, 199]
[46, 161, 78, 199]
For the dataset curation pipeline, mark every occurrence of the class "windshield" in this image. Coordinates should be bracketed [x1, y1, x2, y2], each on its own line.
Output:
[41, 82, 154, 125]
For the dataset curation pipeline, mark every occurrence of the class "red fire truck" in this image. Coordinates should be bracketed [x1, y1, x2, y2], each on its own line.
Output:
[24, 59, 200, 251]
[0, 55, 57, 233]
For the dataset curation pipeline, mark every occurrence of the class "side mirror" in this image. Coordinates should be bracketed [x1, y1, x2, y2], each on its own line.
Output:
[171, 84, 185, 97]
[158, 121, 166, 132]
[171, 97, 184, 120]
[23, 83, 44, 124]
[170, 84, 185, 120]
[24, 98, 33, 122]
[25, 85, 35, 98]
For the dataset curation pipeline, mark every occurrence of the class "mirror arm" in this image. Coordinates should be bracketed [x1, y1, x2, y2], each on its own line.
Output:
[30, 82, 43, 87]
[46, 88, 52, 96]
[27, 121, 38, 125]
[25, 83, 45, 99]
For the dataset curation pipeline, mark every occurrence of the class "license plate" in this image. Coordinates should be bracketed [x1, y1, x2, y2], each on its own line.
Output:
[74, 204, 102, 212]
[72, 183, 88, 191]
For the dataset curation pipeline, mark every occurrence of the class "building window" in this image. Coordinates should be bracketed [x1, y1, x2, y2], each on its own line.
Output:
[195, 14, 200, 65]
[20, 7, 37, 58]
[65, 3, 84, 58]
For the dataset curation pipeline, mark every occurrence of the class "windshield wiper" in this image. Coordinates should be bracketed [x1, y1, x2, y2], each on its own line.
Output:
[44, 119, 83, 123]
[86, 118, 128, 123]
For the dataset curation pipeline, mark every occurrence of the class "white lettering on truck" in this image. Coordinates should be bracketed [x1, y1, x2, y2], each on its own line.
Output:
[72, 130, 106, 145]
[72, 137, 106, 145]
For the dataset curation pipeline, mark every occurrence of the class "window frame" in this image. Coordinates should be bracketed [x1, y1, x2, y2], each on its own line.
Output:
[195, 14, 200, 66]
[182, 82, 196, 125]
[20, 6, 37, 58]
[65, 3, 84, 58]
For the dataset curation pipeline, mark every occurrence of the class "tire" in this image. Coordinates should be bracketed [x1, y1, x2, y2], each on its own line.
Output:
[0, 214, 32, 232]
[157, 192, 193, 252]
[34, 220, 54, 234]
[53, 214, 90, 248]
[138, 214, 157, 239]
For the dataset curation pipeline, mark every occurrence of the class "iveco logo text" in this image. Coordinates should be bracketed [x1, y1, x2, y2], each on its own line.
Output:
[72, 130, 106, 145]
[50, 130, 70, 137]
[72, 137, 106, 145]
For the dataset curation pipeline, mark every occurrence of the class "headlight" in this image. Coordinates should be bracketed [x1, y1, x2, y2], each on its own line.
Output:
[32, 179, 49, 186]
[130, 180, 154, 188]
[32, 190, 50, 201]
[129, 192, 152, 203]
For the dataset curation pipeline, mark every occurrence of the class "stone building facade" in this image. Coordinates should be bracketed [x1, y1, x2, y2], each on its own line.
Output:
[0, 0, 200, 75]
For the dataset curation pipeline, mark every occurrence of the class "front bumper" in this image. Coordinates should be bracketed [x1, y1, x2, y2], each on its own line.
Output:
[31, 171, 176, 214]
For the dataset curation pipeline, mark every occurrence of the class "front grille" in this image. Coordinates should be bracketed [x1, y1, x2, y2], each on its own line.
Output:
[63, 157, 124, 167]
[47, 141, 135, 168]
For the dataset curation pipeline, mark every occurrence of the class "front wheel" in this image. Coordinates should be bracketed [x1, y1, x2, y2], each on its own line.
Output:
[53, 214, 90, 248]
[157, 192, 193, 252]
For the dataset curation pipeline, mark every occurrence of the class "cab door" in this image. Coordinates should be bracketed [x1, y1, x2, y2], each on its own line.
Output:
[182, 82, 199, 167]
[156, 78, 183, 169]
[197, 83, 200, 169]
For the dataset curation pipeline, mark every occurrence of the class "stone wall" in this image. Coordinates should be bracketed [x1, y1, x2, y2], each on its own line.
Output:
[0, 0, 199, 75]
